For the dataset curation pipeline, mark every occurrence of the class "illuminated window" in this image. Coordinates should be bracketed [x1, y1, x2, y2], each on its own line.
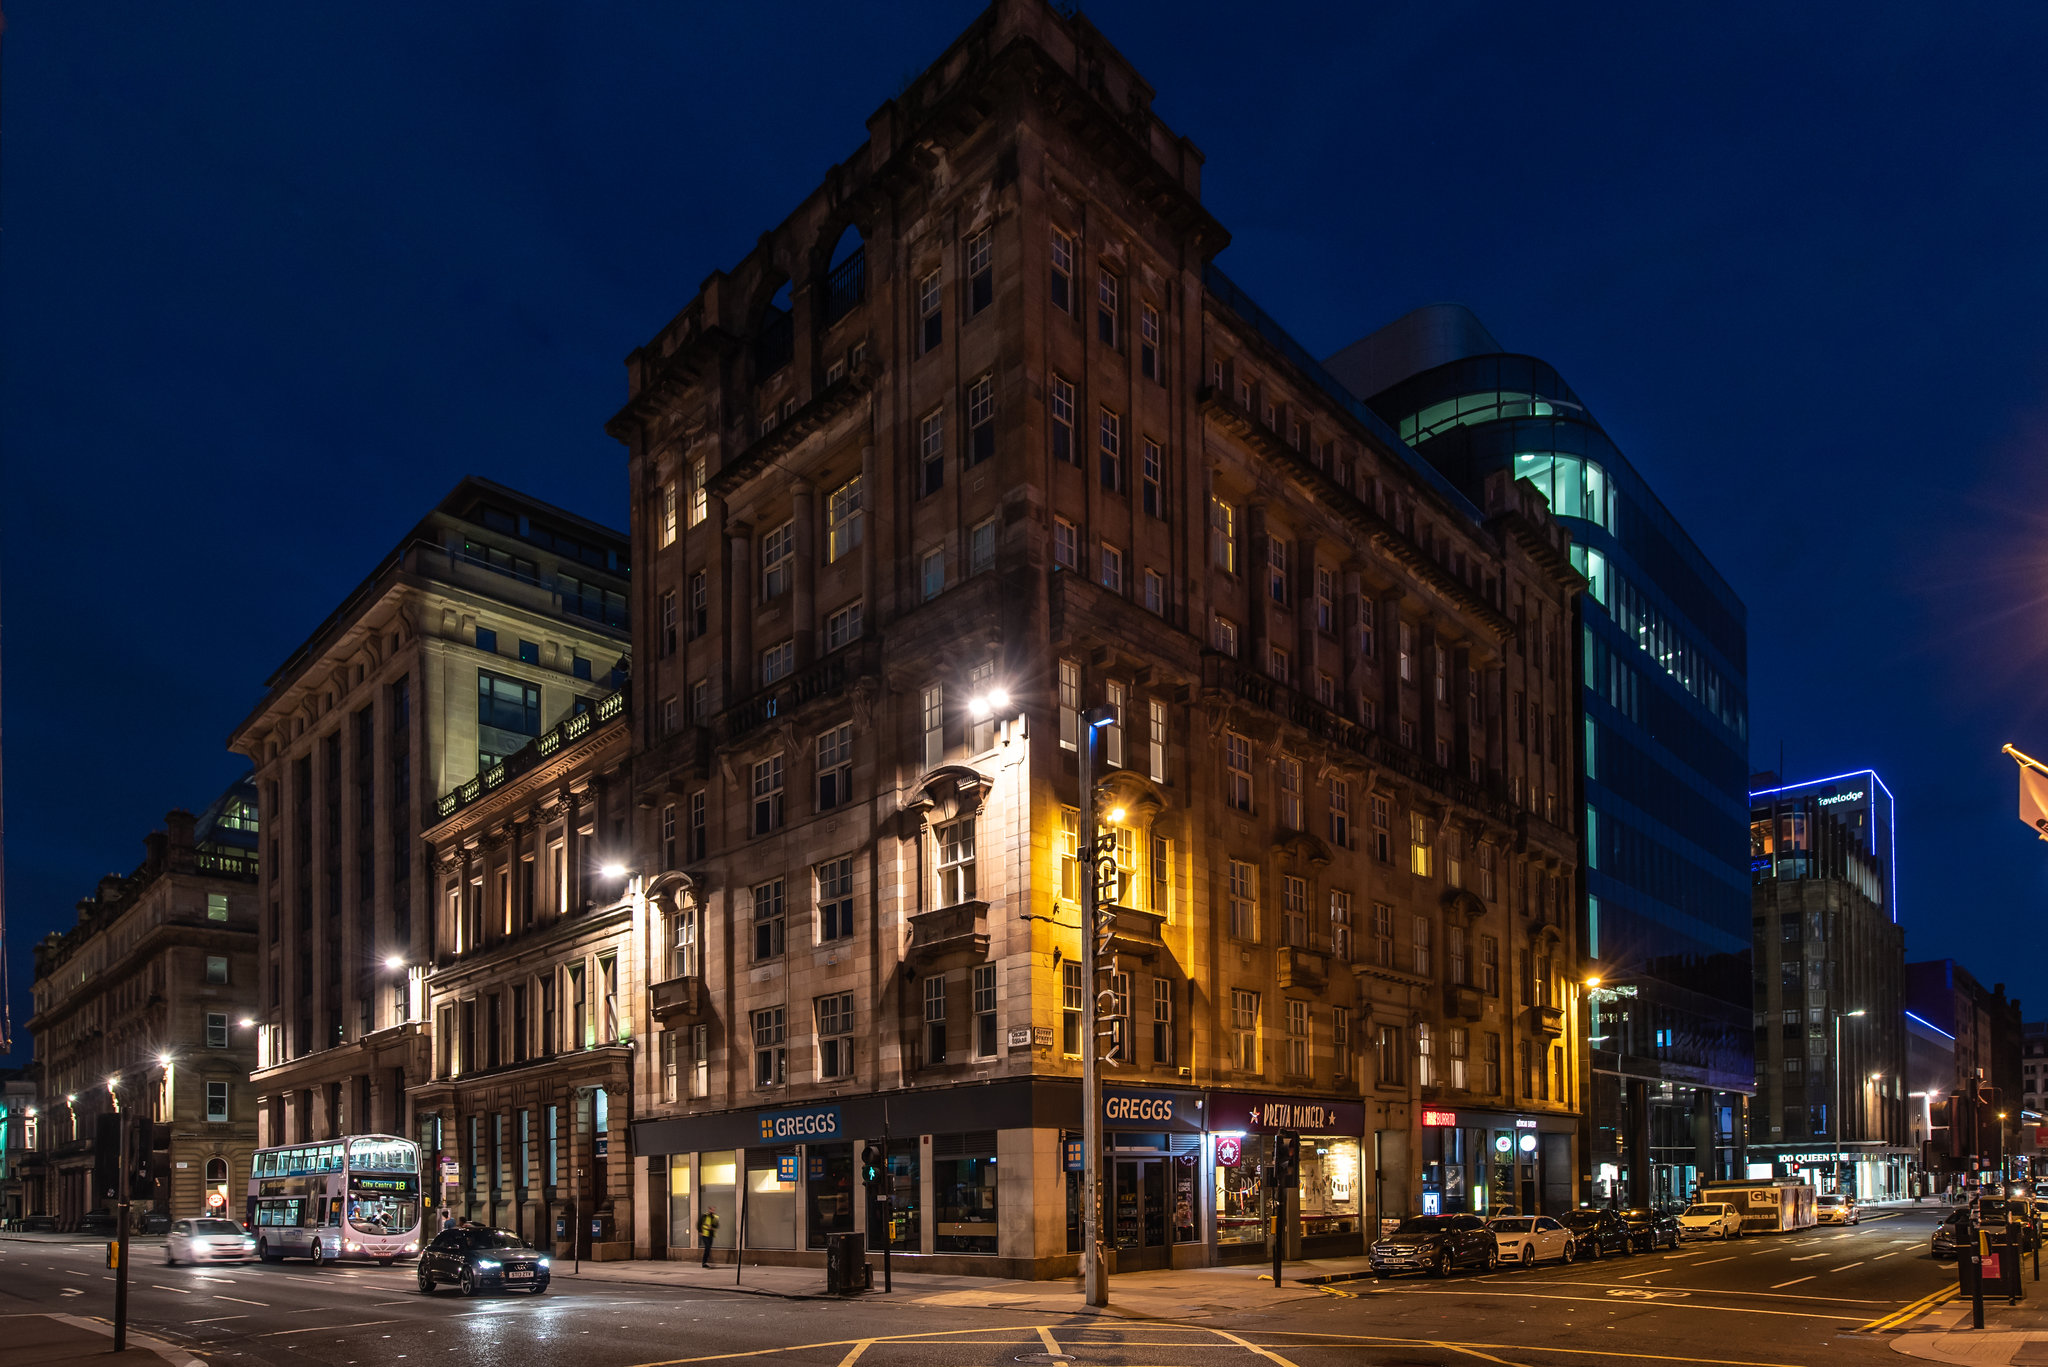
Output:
[1231, 989, 1260, 1072]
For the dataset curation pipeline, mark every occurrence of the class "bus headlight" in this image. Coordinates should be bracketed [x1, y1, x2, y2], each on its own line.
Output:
[403, 1242, 418, 1253]
[345, 1241, 362, 1253]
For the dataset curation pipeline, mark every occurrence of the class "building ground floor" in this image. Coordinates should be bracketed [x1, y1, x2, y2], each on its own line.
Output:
[628, 1080, 1579, 1279]
[1586, 1070, 1751, 1208]
[1746, 1143, 1916, 1201]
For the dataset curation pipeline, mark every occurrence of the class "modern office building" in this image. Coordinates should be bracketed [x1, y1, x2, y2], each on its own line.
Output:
[227, 478, 630, 1154]
[24, 786, 260, 1227]
[1746, 778, 1907, 1197]
[1329, 306, 1754, 1207]
[606, 0, 1585, 1277]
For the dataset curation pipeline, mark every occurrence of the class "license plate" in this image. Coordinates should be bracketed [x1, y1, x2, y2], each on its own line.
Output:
[505, 1272, 531, 1280]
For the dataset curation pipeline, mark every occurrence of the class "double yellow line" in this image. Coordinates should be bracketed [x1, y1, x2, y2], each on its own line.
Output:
[1859, 1283, 1960, 1332]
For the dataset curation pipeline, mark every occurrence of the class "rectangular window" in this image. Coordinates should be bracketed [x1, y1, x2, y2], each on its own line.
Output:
[660, 483, 678, 548]
[690, 1023, 709, 1097]
[1278, 756, 1302, 828]
[824, 601, 862, 653]
[750, 880, 786, 961]
[922, 684, 945, 769]
[1212, 615, 1238, 657]
[206, 1012, 228, 1049]
[1049, 228, 1073, 312]
[660, 1031, 679, 1103]
[1377, 1025, 1404, 1086]
[688, 456, 708, 526]
[1409, 811, 1434, 876]
[1139, 304, 1160, 381]
[752, 755, 784, 835]
[1448, 924, 1469, 986]
[966, 374, 996, 465]
[1477, 841, 1497, 900]
[817, 723, 853, 810]
[1371, 795, 1391, 862]
[921, 547, 946, 602]
[1267, 536, 1289, 604]
[1227, 859, 1257, 941]
[1102, 678, 1125, 769]
[206, 955, 229, 985]
[476, 670, 541, 740]
[973, 964, 998, 1058]
[1152, 977, 1175, 1066]
[919, 409, 945, 497]
[1058, 659, 1080, 750]
[1147, 698, 1168, 783]
[966, 227, 993, 316]
[1062, 960, 1084, 1055]
[1448, 1026, 1469, 1090]
[1484, 1033, 1502, 1094]
[1329, 890, 1352, 963]
[1328, 777, 1351, 846]
[689, 570, 707, 639]
[1398, 620, 1414, 681]
[817, 856, 854, 942]
[753, 1007, 786, 1087]
[1210, 496, 1237, 573]
[687, 792, 706, 862]
[817, 993, 855, 1080]
[937, 818, 977, 904]
[1333, 1006, 1352, 1081]
[760, 639, 794, 685]
[1224, 731, 1252, 811]
[917, 268, 942, 354]
[1480, 934, 1500, 994]
[969, 518, 997, 574]
[1097, 269, 1119, 346]
[1098, 408, 1123, 490]
[1231, 989, 1260, 1072]
[1053, 517, 1078, 571]
[1416, 1021, 1435, 1088]
[968, 659, 998, 753]
[761, 522, 793, 600]
[1411, 915, 1433, 977]
[206, 1081, 229, 1123]
[1286, 999, 1310, 1076]
[923, 974, 947, 1065]
[1140, 439, 1163, 518]
[1270, 646, 1290, 685]
[1099, 542, 1124, 594]
[1315, 566, 1335, 632]
[1051, 376, 1076, 465]
[827, 476, 864, 562]
[1281, 875, 1309, 947]
[671, 904, 698, 979]
[1359, 598, 1376, 660]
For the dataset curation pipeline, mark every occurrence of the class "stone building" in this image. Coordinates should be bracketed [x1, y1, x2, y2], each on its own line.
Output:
[1, 1068, 41, 1224]
[1747, 779, 1908, 1197]
[25, 787, 260, 1227]
[409, 686, 636, 1257]
[604, 0, 1584, 1276]
[227, 478, 629, 1154]
[1906, 957, 2024, 1169]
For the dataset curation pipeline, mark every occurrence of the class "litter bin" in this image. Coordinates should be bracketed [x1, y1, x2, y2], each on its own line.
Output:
[1962, 1226, 2025, 1305]
[824, 1230, 869, 1295]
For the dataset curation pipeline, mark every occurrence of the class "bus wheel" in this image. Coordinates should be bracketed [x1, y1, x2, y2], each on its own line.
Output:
[258, 1239, 274, 1263]
[310, 1242, 326, 1268]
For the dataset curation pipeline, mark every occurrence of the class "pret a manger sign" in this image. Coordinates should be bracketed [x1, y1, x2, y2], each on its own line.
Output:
[1206, 1092, 1365, 1136]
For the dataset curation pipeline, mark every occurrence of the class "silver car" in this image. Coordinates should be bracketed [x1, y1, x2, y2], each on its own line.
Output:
[166, 1217, 257, 1264]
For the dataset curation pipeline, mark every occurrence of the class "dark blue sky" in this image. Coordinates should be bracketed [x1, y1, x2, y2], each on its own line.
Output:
[7, 2, 2048, 1061]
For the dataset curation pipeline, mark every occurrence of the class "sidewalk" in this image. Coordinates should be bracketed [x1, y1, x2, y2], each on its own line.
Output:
[0, 1312, 203, 1367]
[1892, 1268, 2048, 1365]
[552, 1253, 1376, 1319]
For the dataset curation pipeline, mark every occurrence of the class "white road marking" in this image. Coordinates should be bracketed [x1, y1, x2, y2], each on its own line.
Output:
[255, 1319, 403, 1339]
[59, 1288, 83, 1297]
[188, 1315, 249, 1323]
[215, 1295, 269, 1306]
[1789, 1253, 1827, 1261]
[1872, 1252, 1899, 1261]
[1771, 1277, 1814, 1288]
[150, 1284, 192, 1293]
[1832, 1261, 1864, 1271]
[1692, 1257, 1734, 1266]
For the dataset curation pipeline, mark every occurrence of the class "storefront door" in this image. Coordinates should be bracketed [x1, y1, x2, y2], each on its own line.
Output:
[1113, 1159, 1169, 1271]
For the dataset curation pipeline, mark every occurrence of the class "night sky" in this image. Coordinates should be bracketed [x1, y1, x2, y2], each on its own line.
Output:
[7, 2, 2048, 1063]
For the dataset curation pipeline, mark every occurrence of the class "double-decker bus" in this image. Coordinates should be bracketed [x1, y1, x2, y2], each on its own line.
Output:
[246, 1134, 422, 1265]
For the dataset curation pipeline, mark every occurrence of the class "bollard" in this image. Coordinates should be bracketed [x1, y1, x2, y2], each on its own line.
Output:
[1974, 1229, 1988, 1330]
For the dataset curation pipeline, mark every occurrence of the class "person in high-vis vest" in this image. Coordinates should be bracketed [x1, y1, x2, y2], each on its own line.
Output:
[698, 1207, 718, 1267]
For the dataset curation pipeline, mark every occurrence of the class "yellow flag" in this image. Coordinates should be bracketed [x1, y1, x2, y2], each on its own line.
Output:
[2022, 766, 2048, 841]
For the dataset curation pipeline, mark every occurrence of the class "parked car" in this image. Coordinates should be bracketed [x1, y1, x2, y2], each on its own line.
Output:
[1815, 1194, 1859, 1226]
[1560, 1208, 1635, 1259]
[1976, 1197, 2042, 1252]
[1369, 1214, 1499, 1278]
[416, 1225, 550, 1296]
[1489, 1215, 1576, 1266]
[166, 1218, 257, 1265]
[1932, 1208, 1970, 1259]
[1620, 1208, 1682, 1251]
[13, 1215, 57, 1232]
[1677, 1202, 1744, 1240]
[139, 1211, 171, 1235]
[78, 1212, 116, 1236]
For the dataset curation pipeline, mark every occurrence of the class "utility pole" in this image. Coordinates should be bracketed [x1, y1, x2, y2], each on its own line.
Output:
[1834, 1009, 1866, 1192]
[113, 1105, 131, 1351]
[1079, 703, 1115, 1307]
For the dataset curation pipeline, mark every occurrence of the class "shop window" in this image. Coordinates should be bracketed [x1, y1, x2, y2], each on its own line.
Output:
[700, 1151, 737, 1249]
[884, 1143, 921, 1250]
[933, 1136, 999, 1253]
[1299, 1137, 1361, 1239]
[745, 1148, 798, 1249]
[805, 1144, 856, 1248]
[1215, 1133, 1267, 1246]
[667, 1155, 693, 1250]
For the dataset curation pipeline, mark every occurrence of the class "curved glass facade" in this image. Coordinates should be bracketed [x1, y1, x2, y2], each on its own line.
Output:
[1368, 352, 1752, 1206]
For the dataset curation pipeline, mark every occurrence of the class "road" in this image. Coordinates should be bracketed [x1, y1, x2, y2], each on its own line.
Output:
[0, 1211, 1970, 1366]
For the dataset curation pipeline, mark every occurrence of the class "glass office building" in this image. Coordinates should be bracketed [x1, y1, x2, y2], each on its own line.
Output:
[1328, 307, 1753, 1206]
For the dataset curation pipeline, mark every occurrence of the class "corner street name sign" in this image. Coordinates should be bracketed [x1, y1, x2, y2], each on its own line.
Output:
[757, 1105, 842, 1141]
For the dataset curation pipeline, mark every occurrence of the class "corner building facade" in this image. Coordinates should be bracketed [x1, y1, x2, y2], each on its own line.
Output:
[610, 0, 1585, 1276]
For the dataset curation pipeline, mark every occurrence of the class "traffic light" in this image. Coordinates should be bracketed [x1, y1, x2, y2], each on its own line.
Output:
[1274, 1131, 1301, 1190]
[860, 1143, 884, 1188]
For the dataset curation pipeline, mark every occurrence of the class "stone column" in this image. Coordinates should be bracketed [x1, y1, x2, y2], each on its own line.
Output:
[1245, 502, 1269, 669]
[726, 522, 754, 701]
[791, 478, 817, 668]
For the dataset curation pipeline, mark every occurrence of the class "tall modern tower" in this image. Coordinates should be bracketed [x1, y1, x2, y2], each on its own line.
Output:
[1329, 308, 1753, 1205]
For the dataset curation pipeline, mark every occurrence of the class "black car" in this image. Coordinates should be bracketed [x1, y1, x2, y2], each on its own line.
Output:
[1931, 1209, 1969, 1260]
[13, 1215, 57, 1232]
[1369, 1214, 1499, 1278]
[1619, 1208, 1681, 1252]
[1560, 1208, 1635, 1260]
[78, 1211, 117, 1236]
[417, 1225, 550, 1296]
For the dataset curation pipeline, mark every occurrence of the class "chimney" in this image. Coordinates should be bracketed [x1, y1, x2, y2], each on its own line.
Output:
[143, 831, 168, 874]
[165, 809, 197, 851]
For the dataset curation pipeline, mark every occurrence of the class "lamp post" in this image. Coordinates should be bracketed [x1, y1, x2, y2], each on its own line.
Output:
[1078, 702, 1116, 1308]
[1834, 1009, 1867, 1192]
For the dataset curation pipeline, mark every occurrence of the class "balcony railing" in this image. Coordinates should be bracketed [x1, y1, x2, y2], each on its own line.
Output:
[824, 248, 866, 324]
[1202, 653, 1518, 824]
[714, 641, 875, 747]
[436, 689, 628, 820]
[194, 852, 258, 880]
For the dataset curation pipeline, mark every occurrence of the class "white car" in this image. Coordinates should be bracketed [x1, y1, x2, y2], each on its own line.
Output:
[166, 1217, 257, 1264]
[1489, 1214, 1575, 1266]
[1677, 1202, 1743, 1240]
[1815, 1194, 1859, 1225]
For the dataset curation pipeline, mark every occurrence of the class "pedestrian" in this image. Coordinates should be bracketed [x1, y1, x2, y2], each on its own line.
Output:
[698, 1206, 719, 1267]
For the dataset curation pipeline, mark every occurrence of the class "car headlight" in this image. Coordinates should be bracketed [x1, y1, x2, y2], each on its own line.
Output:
[535, 1257, 550, 1269]
[474, 1258, 500, 1270]
[242, 1237, 256, 1251]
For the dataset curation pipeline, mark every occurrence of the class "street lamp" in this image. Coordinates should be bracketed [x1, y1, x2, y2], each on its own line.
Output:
[1834, 1009, 1867, 1192]
[1078, 701, 1117, 1309]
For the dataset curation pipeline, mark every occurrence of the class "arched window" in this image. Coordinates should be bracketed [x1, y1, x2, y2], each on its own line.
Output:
[824, 225, 866, 323]
[206, 1157, 228, 1185]
[755, 280, 794, 378]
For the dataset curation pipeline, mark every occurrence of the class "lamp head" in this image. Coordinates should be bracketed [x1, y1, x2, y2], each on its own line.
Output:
[1107, 806, 1127, 825]
[599, 862, 629, 880]
[384, 955, 405, 971]
[238, 1018, 256, 1028]
[157, 1053, 173, 1069]
[1584, 975, 1601, 989]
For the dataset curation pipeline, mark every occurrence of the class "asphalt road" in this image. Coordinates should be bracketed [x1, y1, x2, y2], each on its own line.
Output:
[0, 1210, 1971, 1366]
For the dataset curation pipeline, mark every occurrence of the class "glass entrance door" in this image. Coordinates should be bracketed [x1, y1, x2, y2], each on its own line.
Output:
[1113, 1159, 1169, 1271]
